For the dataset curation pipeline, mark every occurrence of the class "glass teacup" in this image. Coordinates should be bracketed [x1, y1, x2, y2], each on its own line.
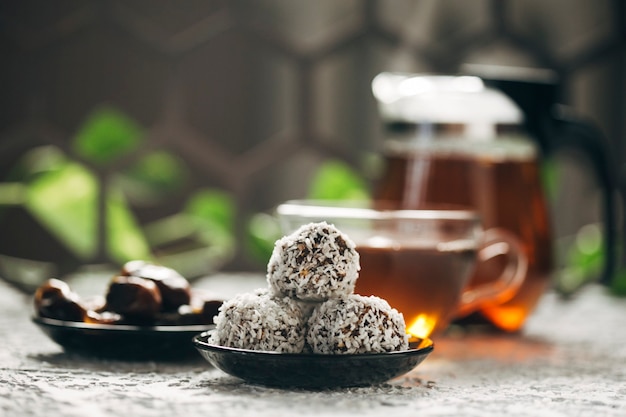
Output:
[276, 200, 527, 338]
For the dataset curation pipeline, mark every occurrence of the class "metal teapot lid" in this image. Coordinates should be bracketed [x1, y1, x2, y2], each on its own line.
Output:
[372, 72, 524, 126]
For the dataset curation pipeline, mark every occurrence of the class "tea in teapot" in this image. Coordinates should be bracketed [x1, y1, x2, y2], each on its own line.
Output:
[371, 73, 552, 332]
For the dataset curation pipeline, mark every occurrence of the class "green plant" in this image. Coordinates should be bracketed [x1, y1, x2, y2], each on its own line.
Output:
[245, 159, 371, 265]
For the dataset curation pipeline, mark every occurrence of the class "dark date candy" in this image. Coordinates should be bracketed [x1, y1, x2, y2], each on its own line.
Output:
[35, 263, 222, 327]
[121, 260, 191, 311]
[200, 299, 222, 320]
[34, 278, 86, 322]
[84, 309, 123, 325]
[105, 275, 162, 322]
[155, 299, 222, 325]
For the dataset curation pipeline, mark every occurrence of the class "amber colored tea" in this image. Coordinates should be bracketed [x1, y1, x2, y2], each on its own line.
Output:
[375, 149, 553, 332]
[355, 243, 477, 339]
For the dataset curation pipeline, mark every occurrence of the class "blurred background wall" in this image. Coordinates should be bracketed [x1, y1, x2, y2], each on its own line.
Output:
[0, 0, 624, 287]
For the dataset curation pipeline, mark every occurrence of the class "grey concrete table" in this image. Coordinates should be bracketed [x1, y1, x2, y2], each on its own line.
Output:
[1, 272, 625, 417]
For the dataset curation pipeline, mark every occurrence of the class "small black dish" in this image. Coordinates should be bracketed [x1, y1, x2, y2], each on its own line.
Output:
[33, 316, 214, 361]
[193, 330, 434, 388]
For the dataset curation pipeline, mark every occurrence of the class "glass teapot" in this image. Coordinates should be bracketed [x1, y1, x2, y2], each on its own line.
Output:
[370, 72, 615, 332]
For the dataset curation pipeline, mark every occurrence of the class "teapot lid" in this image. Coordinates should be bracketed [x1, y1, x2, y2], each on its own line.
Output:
[372, 72, 523, 125]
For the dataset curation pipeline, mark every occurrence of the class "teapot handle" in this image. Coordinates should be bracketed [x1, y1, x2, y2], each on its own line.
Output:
[550, 105, 617, 286]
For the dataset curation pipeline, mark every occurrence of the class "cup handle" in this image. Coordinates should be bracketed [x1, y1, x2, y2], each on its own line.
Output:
[456, 228, 528, 317]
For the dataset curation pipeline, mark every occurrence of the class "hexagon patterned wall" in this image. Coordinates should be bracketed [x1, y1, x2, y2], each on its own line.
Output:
[0, 1, 624, 288]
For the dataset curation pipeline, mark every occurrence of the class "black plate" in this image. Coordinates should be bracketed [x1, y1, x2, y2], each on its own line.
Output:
[33, 316, 214, 360]
[193, 330, 434, 388]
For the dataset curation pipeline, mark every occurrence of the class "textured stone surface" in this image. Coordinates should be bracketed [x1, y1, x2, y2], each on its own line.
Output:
[1, 274, 625, 417]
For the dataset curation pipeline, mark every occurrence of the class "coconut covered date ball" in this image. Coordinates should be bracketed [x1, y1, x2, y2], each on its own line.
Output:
[210, 289, 306, 353]
[267, 222, 360, 302]
[306, 294, 409, 354]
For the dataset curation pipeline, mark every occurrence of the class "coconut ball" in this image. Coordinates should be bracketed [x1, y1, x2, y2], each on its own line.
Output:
[306, 294, 409, 354]
[267, 222, 360, 302]
[210, 288, 306, 353]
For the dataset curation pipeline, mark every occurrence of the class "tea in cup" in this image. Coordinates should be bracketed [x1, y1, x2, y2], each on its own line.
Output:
[275, 200, 527, 338]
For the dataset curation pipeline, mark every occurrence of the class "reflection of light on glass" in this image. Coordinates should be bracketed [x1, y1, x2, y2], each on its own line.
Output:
[480, 305, 526, 333]
[451, 76, 484, 92]
[371, 73, 435, 103]
[371, 73, 400, 103]
[399, 77, 433, 96]
[478, 242, 509, 261]
[407, 314, 436, 339]
[364, 236, 395, 248]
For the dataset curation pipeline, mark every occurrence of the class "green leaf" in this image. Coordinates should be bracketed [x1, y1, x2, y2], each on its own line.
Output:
[307, 159, 369, 201]
[246, 212, 282, 264]
[106, 185, 153, 264]
[184, 189, 236, 254]
[116, 150, 189, 204]
[0, 183, 26, 205]
[185, 189, 235, 235]
[567, 224, 603, 275]
[610, 269, 626, 297]
[73, 106, 143, 165]
[556, 224, 604, 295]
[6, 145, 67, 182]
[130, 151, 187, 189]
[25, 160, 152, 263]
[144, 192, 237, 278]
[25, 161, 98, 259]
[541, 157, 559, 202]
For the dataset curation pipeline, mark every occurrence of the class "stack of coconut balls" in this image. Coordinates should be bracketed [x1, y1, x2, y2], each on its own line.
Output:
[210, 222, 409, 354]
